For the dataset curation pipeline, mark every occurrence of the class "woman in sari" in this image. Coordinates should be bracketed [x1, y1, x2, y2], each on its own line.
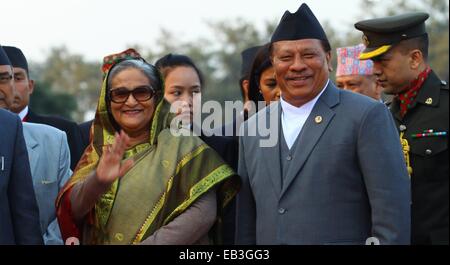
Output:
[155, 53, 238, 245]
[56, 49, 239, 245]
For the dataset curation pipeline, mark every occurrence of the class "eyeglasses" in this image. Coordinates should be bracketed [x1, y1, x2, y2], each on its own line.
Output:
[0, 74, 13, 85]
[109, 85, 157, 103]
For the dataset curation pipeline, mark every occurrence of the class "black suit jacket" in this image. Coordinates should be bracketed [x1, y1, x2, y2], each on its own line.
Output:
[0, 109, 43, 244]
[200, 133, 238, 245]
[26, 110, 84, 171]
[388, 71, 449, 245]
[79, 120, 93, 150]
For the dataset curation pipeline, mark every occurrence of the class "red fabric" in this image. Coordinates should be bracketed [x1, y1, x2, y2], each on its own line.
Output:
[56, 187, 81, 244]
[101, 48, 142, 75]
[22, 114, 28, 122]
[397, 66, 431, 117]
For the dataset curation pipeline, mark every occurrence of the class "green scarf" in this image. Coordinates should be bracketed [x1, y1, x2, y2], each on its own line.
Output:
[57, 49, 239, 245]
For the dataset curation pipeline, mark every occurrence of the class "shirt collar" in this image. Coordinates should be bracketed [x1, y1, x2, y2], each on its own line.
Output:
[280, 79, 329, 117]
[18, 105, 29, 121]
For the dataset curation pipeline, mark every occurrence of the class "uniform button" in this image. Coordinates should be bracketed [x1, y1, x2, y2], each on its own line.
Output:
[399, 125, 407, 132]
[286, 155, 292, 161]
[425, 149, 433, 156]
[278, 208, 286, 214]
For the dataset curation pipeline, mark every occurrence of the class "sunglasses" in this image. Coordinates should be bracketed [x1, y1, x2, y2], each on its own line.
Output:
[109, 85, 157, 103]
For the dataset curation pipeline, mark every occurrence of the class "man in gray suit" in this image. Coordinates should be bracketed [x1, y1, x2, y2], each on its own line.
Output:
[1, 45, 71, 244]
[235, 3, 411, 245]
[0, 45, 43, 244]
[22, 123, 72, 244]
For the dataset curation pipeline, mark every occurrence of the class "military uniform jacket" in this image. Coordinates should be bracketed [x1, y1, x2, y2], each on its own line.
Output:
[388, 70, 449, 245]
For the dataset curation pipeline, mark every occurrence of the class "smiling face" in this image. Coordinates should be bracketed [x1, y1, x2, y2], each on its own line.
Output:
[109, 67, 156, 140]
[271, 39, 331, 107]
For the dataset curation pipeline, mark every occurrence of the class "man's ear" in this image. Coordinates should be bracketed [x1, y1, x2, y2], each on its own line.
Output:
[241, 79, 250, 102]
[326, 51, 333, 72]
[28, 79, 35, 95]
[409, 49, 423, 70]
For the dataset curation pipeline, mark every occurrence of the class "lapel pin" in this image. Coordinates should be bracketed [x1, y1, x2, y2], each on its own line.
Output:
[425, 98, 433, 105]
[315, 116, 323, 124]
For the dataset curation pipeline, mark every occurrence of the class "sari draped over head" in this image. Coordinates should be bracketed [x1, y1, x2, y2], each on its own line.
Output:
[56, 49, 240, 245]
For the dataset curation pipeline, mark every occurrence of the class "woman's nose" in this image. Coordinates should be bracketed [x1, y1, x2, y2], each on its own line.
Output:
[125, 93, 139, 105]
[181, 94, 193, 107]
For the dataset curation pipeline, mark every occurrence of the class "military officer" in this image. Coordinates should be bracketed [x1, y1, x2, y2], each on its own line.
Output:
[356, 12, 449, 245]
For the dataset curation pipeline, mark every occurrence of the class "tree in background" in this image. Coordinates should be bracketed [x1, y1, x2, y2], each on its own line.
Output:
[29, 80, 77, 120]
[29, 0, 448, 123]
[30, 46, 101, 121]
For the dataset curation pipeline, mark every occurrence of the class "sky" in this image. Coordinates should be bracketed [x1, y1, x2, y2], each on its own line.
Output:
[2, 0, 376, 63]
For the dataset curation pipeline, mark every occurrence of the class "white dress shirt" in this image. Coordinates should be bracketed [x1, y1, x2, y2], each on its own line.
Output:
[18, 105, 29, 121]
[280, 79, 329, 149]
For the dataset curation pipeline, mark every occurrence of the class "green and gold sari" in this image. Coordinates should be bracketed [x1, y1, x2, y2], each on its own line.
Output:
[56, 49, 239, 245]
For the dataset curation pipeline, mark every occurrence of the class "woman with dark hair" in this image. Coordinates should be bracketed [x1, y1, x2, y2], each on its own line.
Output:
[155, 53, 203, 126]
[156, 53, 239, 244]
[247, 43, 281, 108]
[56, 49, 239, 245]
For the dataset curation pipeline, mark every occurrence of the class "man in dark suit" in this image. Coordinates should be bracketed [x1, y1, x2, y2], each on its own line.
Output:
[356, 12, 449, 245]
[235, 4, 411, 245]
[0, 45, 43, 244]
[219, 45, 261, 138]
[240, 45, 262, 120]
[79, 120, 92, 149]
[200, 131, 238, 245]
[3, 46, 84, 170]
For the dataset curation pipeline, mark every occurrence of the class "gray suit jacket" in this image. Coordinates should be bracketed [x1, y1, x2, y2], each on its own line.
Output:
[0, 109, 43, 244]
[23, 122, 72, 245]
[236, 82, 411, 245]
